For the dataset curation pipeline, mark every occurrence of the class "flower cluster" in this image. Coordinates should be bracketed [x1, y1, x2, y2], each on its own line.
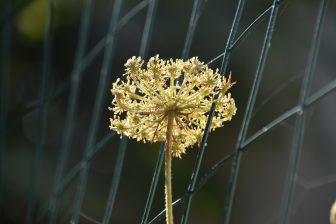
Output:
[109, 55, 236, 157]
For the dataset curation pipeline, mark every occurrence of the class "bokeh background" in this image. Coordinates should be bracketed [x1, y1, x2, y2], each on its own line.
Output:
[1, 0, 336, 223]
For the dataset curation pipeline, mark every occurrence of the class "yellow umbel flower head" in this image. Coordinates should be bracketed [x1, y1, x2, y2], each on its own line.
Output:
[109, 55, 236, 157]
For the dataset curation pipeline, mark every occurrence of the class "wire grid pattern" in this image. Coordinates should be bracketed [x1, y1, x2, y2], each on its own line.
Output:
[0, 0, 334, 223]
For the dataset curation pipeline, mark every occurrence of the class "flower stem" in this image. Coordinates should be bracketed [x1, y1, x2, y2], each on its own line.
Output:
[165, 112, 174, 224]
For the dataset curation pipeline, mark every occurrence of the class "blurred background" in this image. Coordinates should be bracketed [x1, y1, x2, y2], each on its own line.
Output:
[0, 0, 336, 223]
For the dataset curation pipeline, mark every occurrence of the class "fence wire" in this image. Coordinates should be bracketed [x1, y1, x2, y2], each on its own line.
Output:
[0, 0, 335, 223]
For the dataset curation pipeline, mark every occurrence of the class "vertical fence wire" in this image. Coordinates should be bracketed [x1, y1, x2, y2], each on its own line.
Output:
[278, 0, 329, 223]
[139, 0, 159, 61]
[70, 0, 123, 222]
[141, 143, 165, 224]
[102, 0, 159, 222]
[47, 1, 94, 223]
[222, 1, 282, 223]
[101, 137, 128, 224]
[181, 0, 246, 223]
[26, 0, 54, 223]
[181, 0, 203, 60]
[0, 0, 12, 212]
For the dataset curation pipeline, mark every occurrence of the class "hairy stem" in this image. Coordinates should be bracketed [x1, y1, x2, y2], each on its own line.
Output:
[165, 112, 174, 224]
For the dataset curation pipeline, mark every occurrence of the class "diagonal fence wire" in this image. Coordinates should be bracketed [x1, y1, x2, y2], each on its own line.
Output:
[206, 5, 271, 66]
[48, 0, 94, 223]
[37, 132, 117, 221]
[101, 0, 159, 223]
[278, 0, 329, 223]
[141, 0, 205, 222]
[70, 0, 124, 222]
[10, 0, 153, 138]
[144, 3, 294, 222]
[181, 0, 246, 223]
[146, 75, 336, 223]
[17, 0, 153, 125]
[306, 79, 336, 105]
[222, 1, 282, 223]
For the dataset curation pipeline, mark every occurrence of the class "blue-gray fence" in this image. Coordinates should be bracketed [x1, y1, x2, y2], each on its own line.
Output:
[0, 0, 334, 223]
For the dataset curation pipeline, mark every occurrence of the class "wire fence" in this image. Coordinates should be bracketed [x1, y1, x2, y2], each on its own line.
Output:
[0, 0, 335, 223]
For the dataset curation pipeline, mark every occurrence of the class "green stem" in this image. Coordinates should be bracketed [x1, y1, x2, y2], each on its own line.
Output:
[165, 112, 174, 224]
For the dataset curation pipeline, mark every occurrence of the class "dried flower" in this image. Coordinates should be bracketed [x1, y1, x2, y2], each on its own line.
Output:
[109, 55, 236, 224]
[109, 55, 236, 157]
[331, 200, 336, 224]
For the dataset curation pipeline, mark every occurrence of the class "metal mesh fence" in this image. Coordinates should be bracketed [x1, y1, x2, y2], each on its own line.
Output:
[0, 0, 335, 223]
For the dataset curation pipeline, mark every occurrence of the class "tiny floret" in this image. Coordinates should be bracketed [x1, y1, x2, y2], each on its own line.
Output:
[109, 55, 236, 157]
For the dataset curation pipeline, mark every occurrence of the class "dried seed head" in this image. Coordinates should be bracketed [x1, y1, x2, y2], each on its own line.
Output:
[109, 55, 236, 157]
